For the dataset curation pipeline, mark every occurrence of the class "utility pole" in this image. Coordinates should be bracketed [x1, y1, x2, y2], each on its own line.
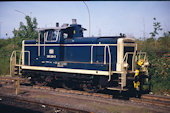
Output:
[143, 18, 146, 41]
[15, 9, 27, 16]
[0, 22, 1, 39]
[15, 9, 32, 18]
[83, 1, 91, 37]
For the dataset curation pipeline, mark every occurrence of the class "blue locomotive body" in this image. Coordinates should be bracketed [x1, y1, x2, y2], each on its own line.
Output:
[23, 37, 118, 72]
[13, 19, 149, 92]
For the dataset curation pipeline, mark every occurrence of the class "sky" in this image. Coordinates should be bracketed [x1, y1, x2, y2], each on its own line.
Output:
[0, 1, 170, 39]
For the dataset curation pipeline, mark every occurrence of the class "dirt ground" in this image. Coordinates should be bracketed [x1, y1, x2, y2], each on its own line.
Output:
[0, 83, 169, 113]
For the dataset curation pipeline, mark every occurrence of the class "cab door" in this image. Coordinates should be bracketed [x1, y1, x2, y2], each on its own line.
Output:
[41, 30, 61, 67]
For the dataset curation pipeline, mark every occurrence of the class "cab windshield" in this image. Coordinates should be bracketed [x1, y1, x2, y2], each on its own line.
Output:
[46, 30, 59, 42]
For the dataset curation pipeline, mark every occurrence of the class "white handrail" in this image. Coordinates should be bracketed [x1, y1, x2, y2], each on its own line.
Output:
[91, 45, 93, 64]
[90, 45, 112, 81]
[136, 52, 147, 61]
[10, 51, 16, 76]
[104, 46, 106, 64]
[107, 46, 112, 81]
[10, 50, 30, 76]
[24, 51, 30, 66]
[122, 52, 135, 71]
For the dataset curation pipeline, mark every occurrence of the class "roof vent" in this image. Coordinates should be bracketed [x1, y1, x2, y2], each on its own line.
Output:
[72, 19, 77, 24]
[56, 22, 59, 27]
[61, 23, 69, 27]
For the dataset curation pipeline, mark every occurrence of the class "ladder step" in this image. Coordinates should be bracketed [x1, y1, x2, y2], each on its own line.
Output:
[118, 77, 125, 80]
[14, 72, 18, 74]
[112, 80, 120, 82]
[128, 71, 135, 74]
[15, 68, 18, 71]
[119, 82, 122, 85]
[127, 77, 134, 80]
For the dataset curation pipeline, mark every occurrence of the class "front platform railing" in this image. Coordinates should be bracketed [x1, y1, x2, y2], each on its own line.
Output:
[10, 50, 30, 76]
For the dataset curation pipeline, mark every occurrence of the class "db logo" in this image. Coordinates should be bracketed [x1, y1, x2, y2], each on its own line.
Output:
[49, 49, 54, 54]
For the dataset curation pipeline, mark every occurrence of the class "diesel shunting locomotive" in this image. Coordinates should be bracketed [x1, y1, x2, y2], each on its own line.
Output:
[10, 19, 149, 93]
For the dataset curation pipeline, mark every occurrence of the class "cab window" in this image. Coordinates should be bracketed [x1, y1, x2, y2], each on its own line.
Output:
[46, 30, 58, 42]
[40, 31, 44, 42]
[63, 32, 68, 39]
[60, 27, 74, 39]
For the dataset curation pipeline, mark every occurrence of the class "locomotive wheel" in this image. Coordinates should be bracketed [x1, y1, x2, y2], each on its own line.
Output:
[50, 80, 63, 88]
[35, 80, 47, 86]
[62, 81, 73, 90]
[30, 79, 35, 85]
[82, 84, 100, 93]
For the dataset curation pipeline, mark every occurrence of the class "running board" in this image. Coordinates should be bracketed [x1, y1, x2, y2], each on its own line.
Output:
[107, 87, 128, 91]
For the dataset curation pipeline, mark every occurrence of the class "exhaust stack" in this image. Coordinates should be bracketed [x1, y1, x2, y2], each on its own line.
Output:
[56, 22, 59, 27]
[72, 19, 77, 24]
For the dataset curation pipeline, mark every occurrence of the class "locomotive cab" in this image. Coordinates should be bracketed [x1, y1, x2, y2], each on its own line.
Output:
[38, 19, 86, 44]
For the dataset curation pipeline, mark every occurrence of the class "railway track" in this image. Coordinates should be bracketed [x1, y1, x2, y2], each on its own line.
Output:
[0, 76, 91, 113]
[0, 94, 90, 113]
[33, 85, 113, 99]
[0, 76, 113, 99]
[142, 94, 170, 102]
[130, 94, 170, 108]
[0, 76, 29, 84]
[1, 76, 170, 109]
[30, 85, 170, 109]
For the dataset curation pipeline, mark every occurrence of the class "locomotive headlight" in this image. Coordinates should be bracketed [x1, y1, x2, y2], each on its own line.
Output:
[144, 61, 149, 66]
[123, 63, 129, 68]
[28, 77, 31, 80]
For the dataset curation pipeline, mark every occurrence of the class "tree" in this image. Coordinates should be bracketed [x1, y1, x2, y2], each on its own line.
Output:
[150, 18, 163, 39]
[0, 16, 38, 76]
[13, 16, 38, 47]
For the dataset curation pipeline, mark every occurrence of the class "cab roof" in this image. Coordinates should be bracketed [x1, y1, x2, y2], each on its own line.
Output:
[36, 24, 87, 32]
[36, 26, 69, 32]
